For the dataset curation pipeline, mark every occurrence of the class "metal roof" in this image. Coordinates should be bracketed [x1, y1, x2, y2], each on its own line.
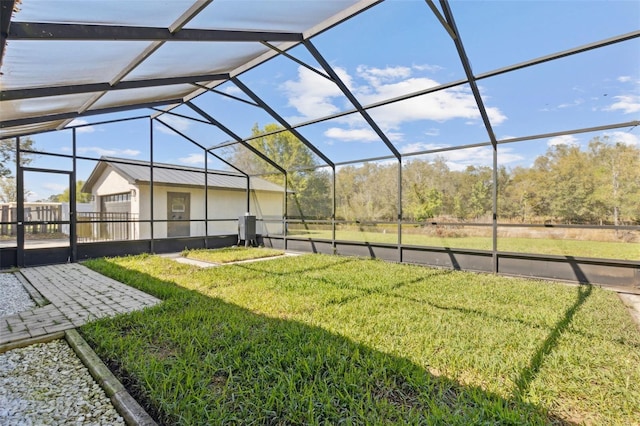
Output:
[83, 157, 286, 193]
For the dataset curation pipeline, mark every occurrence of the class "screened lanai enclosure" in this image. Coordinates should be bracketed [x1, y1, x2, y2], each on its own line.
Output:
[0, 0, 638, 289]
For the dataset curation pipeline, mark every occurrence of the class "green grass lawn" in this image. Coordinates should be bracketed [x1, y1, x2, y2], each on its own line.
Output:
[287, 229, 640, 260]
[81, 254, 640, 425]
[182, 246, 284, 264]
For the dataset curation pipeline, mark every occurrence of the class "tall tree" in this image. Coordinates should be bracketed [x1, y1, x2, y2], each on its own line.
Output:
[403, 158, 450, 221]
[589, 137, 640, 225]
[229, 124, 331, 219]
[501, 165, 549, 222]
[0, 177, 32, 203]
[48, 180, 92, 203]
[545, 144, 595, 223]
[336, 162, 398, 221]
[504, 138, 640, 225]
[450, 165, 493, 220]
[402, 158, 495, 221]
[0, 137, 37, 177]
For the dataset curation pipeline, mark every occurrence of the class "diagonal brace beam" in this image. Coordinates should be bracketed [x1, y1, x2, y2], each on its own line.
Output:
[303, 39, 401, 160]
[424, 0, 456, 40]
[185, 101, 286, 175]
[440, 1, 498, 146]
[190, 83, 260, 108]
[231, 76, 334, 168]
[261, 41, 332, 81]
[155, 117, 247, 176]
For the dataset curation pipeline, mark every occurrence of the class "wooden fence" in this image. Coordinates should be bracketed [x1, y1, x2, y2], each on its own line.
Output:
[1, 203, 137, 242]
[77, 212, 138, 242]
[0, 203, 62, 236]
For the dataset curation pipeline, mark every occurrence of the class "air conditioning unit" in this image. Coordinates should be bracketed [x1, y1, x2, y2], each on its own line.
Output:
[238, 214, 256, 247]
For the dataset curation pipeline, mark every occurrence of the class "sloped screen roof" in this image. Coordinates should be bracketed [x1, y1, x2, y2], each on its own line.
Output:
[0, 0, 638, 157]
[0, 0, 372, 138]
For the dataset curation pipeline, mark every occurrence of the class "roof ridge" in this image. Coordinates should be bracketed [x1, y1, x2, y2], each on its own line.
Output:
[99, 155, 241, 176]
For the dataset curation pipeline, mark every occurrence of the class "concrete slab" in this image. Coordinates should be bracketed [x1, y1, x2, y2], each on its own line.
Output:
[619, 293, 640, 332]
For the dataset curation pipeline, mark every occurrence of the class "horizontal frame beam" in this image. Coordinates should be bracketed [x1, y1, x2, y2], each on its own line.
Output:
[231, 76, 335, 168]
[189, 84, 260, 108]
[476, 30, 640, 81]
[1, 73, 230, 101]
[0, 98, 182, 128]
[9, 22, 303, 42]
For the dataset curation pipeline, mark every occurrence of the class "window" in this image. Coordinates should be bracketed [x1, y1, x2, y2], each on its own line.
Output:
[103, 193, 131, 203]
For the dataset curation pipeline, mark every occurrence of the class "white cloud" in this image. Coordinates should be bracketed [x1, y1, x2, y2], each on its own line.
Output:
[222, 86, 243, 96]
[281, 66, 347, 122]
[155, 115, 192, 134]
[402, 144, 523, 171]
[547, 135, 579, 147]
[324, 127, 379, 142]
[354, 66, 507, 128]
[356, 65, 412, 86]
[363, 79, 507, 129]
[385, 131, 405, 142]
[605, 95, 640, 114]
[25, 191, 39, 202]
[424, 128, 440, 137]
[177, 153, 205, 165]
[42, 183, 66, 192]
[497, 148, 526, 165]
[413, 64, 444, 73]
[281, 64, 507, 132]
[617, 76, 632, 83]
[444, 146, 522, 171]
[68, 119, 95, 133]
[603, 131, 639, 146]
[77, 147, 141, 157]
[400, 142, 448, 154]
[557, 98, 584, 109]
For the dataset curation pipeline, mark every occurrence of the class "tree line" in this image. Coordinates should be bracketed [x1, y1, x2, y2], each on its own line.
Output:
[232, 127, 640, 226]
[0, 137, 35, 203]
[0, 137, 91, 203]
[3, 128, 638, 226]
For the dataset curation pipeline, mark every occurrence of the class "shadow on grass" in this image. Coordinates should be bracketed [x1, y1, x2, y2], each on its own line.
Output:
[80, 258, 574, 425]
[515, 284, 593, 399]
[231, 254, 361, 277]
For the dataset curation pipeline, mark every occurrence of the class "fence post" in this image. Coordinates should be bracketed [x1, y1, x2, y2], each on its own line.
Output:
[0, 205, 7, 236]
[10, 206, 16, 236]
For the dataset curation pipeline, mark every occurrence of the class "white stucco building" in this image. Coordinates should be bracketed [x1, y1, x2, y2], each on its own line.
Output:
[81, 157, 285, 240]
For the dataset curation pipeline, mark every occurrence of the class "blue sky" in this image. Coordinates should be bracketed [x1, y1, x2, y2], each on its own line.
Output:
[18, 0, 640, 201]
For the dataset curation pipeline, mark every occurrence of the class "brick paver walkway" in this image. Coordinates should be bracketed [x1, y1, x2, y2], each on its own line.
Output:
[0, 263, 160, 346]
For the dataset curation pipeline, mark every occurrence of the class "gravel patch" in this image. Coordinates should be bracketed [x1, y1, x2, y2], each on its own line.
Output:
[0, 339, 125, 425]
[0, 273, 36, 317]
